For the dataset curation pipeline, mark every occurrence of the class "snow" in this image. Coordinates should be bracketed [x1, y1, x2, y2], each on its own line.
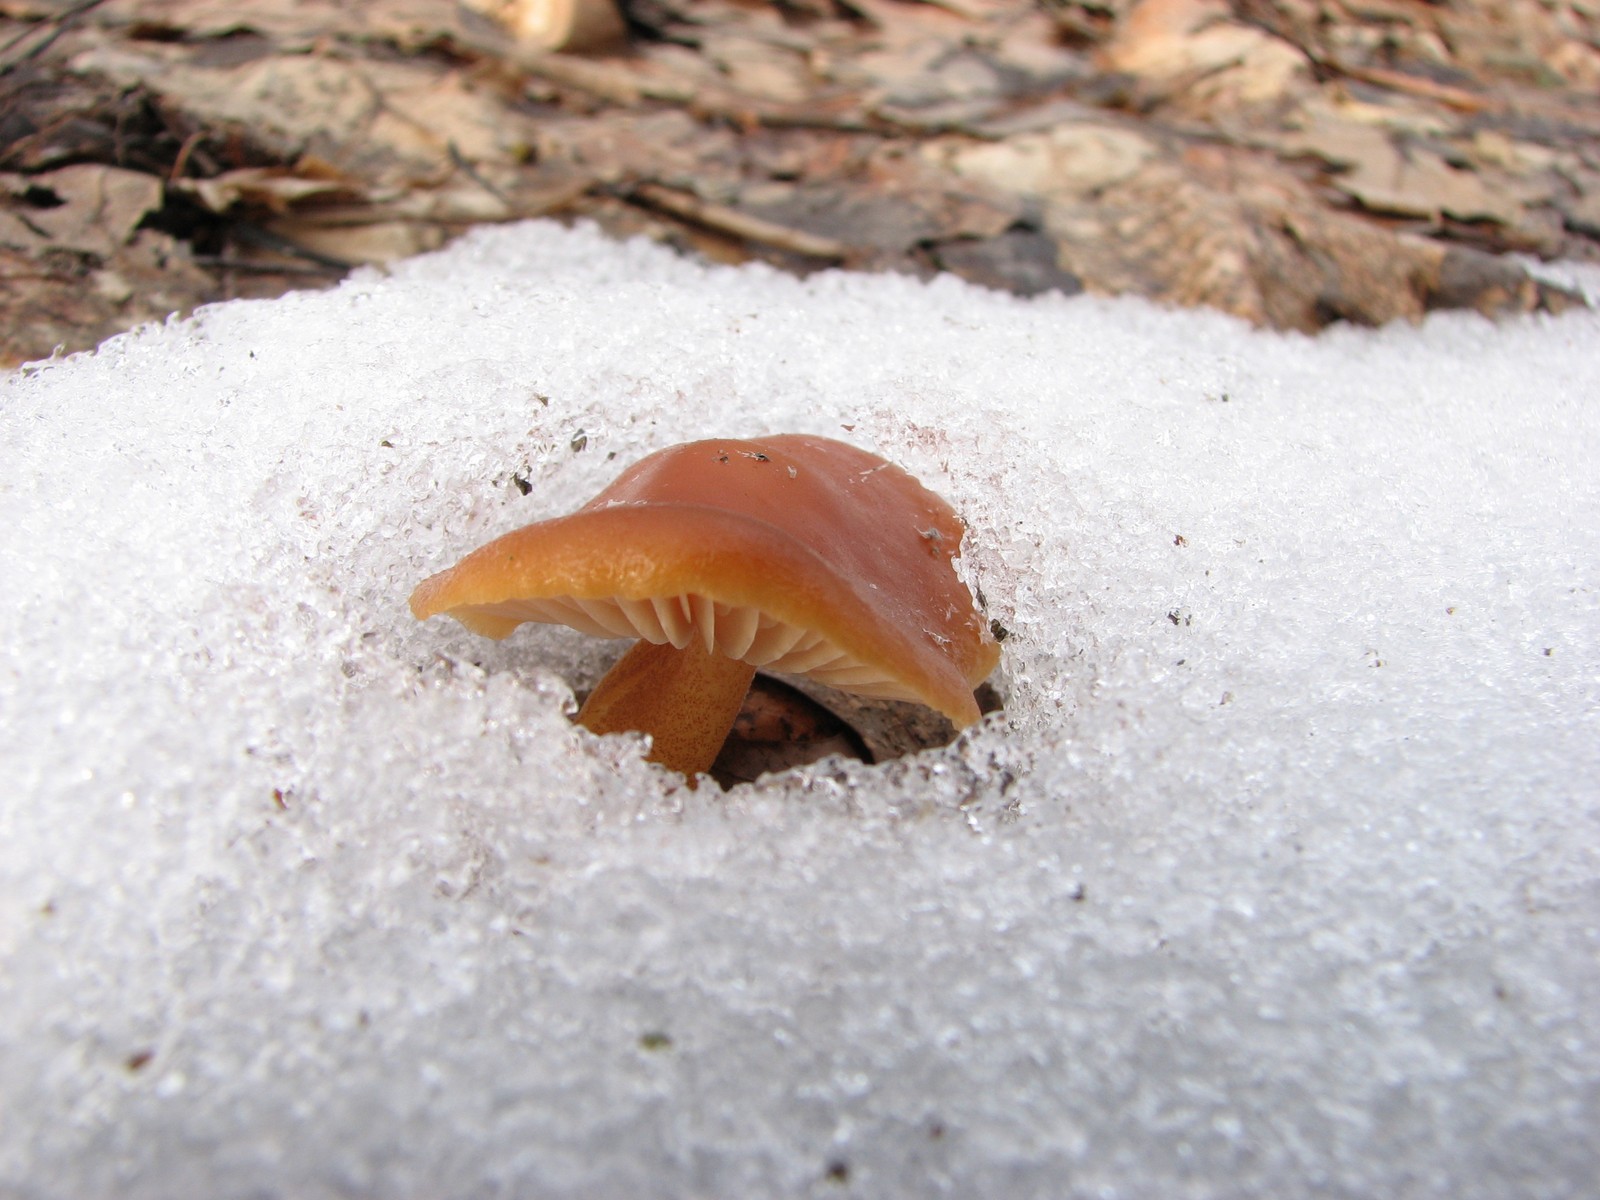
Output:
[2, 221, 1597, 1198]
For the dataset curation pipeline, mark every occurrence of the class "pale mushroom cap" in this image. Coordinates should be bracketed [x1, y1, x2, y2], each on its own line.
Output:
[410, 435, 1000, 726]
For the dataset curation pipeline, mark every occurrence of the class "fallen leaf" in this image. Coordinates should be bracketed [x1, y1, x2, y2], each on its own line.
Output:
[0, 164, 161, 256]
[179, 163, 366, 215]
[1335, 142, 1523, 226]
[1099, 0, 1311, 111]
[932, 121, 1158, 198]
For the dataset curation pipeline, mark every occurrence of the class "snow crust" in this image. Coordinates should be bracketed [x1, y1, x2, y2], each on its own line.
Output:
[2, 221, 1597, 1198]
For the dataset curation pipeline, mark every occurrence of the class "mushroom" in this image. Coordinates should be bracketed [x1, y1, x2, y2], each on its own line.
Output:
[410, 434, 1000, 779]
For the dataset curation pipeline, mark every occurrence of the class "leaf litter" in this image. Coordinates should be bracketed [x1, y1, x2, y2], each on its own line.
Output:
[2, 0, 1598, 362]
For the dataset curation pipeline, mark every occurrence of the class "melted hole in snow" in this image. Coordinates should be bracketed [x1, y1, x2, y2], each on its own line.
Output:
[568, 667, 1005, 790]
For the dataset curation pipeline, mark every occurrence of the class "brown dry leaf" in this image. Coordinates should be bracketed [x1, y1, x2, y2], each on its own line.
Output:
[178, 163, 367, 216]
[734, 178, 944, 256]
[1270, 97, 1585, 254]
[0, 228, 213, 366]
[1098, 0, 1311, 113]
[1, 163, 160, 255]
[700, 28, 819, 103]
[1558, 172, 1600, 239]
[930, 225, 1085, 296]
[1030, 145, 1566, 328]
[849, 0, 1084, 128]
[263, 218, 446, 264]
[931, 121, 1159, 198]
[536, 109, 743, 193]
[1, 0, 1595, 363]
[68, 41, 542, 177]
[1333, 141, 1523, 226]
[1427, 0, 1600, 89]
[89, 0, 495, 50]
[1273, 104, 1523, 227]
[263, 165, 592, 263]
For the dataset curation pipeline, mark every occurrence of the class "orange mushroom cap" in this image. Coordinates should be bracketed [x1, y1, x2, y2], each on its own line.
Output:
[411, 434, 1000, 730]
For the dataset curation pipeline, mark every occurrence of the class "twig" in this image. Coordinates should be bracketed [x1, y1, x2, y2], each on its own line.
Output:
[191, 256, 349, 277]
[1228, 0, 1492, 114]
[512, 49, 651, 105]
[168, 130, 206, 182]
[447, 140, 515, 212]
[711, 104, 890, 136]
[224, 221, 356, 271]
[628, 182, 850, 260]
[1331, 60, 1491, 115]
[0, 0, 111, 76]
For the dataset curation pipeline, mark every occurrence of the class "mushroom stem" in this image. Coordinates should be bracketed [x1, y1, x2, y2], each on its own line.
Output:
[577, 638, 758, 779]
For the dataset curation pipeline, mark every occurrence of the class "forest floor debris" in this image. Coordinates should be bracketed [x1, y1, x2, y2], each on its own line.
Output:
[3, 0, 1597, 361]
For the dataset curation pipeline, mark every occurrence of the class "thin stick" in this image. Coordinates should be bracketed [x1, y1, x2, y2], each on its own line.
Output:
[629, 182, 850, 261]
[0, 0, 111, 75]
[1332, 60, 1490, 114]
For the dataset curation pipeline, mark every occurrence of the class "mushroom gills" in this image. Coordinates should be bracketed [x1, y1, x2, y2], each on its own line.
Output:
[446, 593, 921, 702]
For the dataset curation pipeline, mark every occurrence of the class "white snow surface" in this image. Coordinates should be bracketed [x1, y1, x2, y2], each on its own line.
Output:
[2, 222, 1598, 1199]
